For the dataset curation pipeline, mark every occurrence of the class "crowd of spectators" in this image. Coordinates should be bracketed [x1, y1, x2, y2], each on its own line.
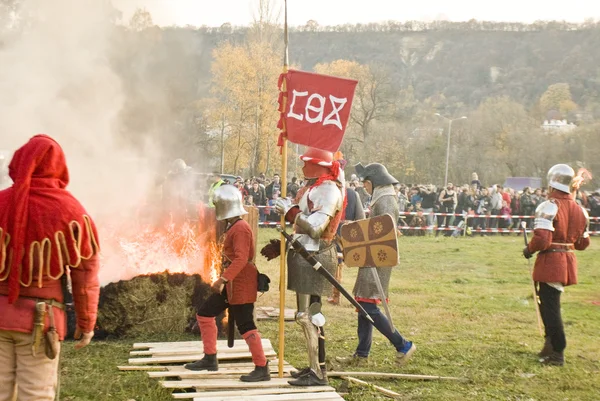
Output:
[224, 171, 600, 234]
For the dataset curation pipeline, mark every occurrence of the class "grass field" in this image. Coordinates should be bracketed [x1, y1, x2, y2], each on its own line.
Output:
[59, 229, 600, 401]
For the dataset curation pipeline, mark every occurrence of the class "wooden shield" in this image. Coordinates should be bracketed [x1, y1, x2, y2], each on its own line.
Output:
[340, 214, 398, 268]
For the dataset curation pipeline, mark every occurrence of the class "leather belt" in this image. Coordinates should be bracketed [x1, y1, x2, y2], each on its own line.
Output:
[539, 249, 574, 255]
[19, 296, 65, 310]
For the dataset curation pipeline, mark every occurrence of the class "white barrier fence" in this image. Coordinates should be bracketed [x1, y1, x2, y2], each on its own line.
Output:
[253, 206, 600, 235]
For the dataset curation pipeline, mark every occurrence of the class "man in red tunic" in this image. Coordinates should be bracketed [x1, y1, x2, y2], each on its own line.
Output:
[523, 164, 590, 366]
[185, 185, 270, 382]
[0, 135, 100, 400]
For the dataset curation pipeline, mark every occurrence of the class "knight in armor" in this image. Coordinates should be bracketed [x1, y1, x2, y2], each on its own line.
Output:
[337, 162, 416, 366]
[185, 185, 270, 382]
[261, 147, 345, 386]
[523, 164, 591, 366]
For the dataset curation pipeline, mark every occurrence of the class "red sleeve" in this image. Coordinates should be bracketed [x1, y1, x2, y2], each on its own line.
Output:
[527, 229, 552, 253]
[221, 227, 252, 282]
[285, 206, 301, 223]
[71, 254, 100, 333]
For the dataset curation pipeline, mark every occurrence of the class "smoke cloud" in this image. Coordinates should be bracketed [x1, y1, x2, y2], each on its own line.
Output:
[0, 0, 195, 285]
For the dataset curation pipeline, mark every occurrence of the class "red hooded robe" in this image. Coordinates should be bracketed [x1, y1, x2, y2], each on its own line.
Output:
[0, 135, 100, 339]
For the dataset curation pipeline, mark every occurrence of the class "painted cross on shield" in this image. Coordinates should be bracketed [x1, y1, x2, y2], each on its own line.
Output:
[340, 213, 398, 331]
[339, 214, 398, 268]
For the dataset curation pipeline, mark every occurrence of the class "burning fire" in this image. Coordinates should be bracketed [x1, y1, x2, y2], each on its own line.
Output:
[572, 168, 593, 191]
[98, 205, 222, 286]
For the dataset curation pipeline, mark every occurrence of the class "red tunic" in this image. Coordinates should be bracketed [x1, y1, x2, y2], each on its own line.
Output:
[0, 256, 100, 340]
[528, 191, 590, 286]
[221, 219, 258, 305]
[0, 135, 100, 340]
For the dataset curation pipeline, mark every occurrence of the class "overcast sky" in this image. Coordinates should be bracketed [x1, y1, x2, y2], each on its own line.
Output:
[114, 0, 600, 27]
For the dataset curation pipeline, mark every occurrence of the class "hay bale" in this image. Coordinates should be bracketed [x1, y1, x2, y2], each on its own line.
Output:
[95, 272, 227, 339]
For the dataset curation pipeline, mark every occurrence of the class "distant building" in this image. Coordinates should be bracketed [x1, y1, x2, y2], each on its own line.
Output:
[541, 119, 577, 132]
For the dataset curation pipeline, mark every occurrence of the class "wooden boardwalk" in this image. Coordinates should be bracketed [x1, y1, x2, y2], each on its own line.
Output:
[120, 339, 345, 401]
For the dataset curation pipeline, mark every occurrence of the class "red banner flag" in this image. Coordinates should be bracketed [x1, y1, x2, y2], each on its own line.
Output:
[278, 69, 358, 153]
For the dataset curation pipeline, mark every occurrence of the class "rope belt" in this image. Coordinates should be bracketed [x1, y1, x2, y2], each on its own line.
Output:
[550, 242, 575, 249]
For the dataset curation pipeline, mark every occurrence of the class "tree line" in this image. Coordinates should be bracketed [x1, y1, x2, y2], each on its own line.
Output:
[1, 3, 599, 189]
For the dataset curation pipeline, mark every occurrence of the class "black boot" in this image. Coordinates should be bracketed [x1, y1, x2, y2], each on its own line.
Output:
[540, 351, 564, 366]
[290, 365, 326, 379]
[288, 369, 328, 386]
[538, 336, 553, 359]
[240, 361, 271, 382]
[184, 354, 218, 371]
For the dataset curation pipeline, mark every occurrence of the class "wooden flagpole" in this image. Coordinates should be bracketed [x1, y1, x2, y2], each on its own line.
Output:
[277, 0, 289, 379]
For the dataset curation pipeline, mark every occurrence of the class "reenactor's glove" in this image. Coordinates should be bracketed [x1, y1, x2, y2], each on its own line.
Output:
[261, 239, 281, 261]
[522, 247, 533, 259]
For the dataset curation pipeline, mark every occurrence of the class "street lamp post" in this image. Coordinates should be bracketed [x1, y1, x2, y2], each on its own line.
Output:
[435, 113, 467, 187]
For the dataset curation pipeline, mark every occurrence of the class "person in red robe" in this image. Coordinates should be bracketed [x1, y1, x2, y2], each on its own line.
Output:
[523, 164, 590, 366]
[185, 185, 270, 382]
[0, 135, 100, 400]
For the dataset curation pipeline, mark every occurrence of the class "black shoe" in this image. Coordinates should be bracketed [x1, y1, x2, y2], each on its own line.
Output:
[290, 366, 311, 378]
[290, 366, 327, 379]
[240, 361, 271, 382]
[538, 336, 553, 359]
[288, 369, 328, 386]
[184, 354, 218, 371]
[540, 351, 564, 366]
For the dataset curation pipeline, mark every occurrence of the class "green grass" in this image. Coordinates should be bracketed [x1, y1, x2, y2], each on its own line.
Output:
[60, 229, 600, 400]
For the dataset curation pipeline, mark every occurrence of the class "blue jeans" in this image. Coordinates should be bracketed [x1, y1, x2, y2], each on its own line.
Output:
[356, 301, 410, 357]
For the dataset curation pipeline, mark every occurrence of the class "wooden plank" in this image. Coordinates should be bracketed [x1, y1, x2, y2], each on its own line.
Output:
[171, 386, 336, 399]
[328, 371, 465, 381]
[165, 359, 285, 371]
[256, 308, 296, 321]
[118, 365, 167, 371]
[131, 346, 275, 357]
[192, 392, 342, 401]
[162, 377, 293, 389]
[128, 350, 276, 365]
[149, 365, 293, 378]
[133, 339, 272, 350]
[144, 339, 272, 351]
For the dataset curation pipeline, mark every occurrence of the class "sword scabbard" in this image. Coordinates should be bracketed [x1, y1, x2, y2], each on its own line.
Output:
[31, 302, 47, 356]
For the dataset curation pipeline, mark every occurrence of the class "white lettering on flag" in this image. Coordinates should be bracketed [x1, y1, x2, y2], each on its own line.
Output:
[287, 90, 308, 121]
[323, 95, 347, 130]
[305, 93, 326, 123]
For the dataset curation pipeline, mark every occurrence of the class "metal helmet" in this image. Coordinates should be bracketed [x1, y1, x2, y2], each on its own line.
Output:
[300, 147, 334, 166]
[171, 158, 187, 174]
[300, 147, 334, 179]
[547, 164, 574, 193]
[213, 184, 248, 221]
[354, 162, 398, 188]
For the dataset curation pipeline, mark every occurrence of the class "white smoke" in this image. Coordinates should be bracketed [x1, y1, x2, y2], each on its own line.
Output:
[0, 0, 158, 218]
[0, 0, 186, 286]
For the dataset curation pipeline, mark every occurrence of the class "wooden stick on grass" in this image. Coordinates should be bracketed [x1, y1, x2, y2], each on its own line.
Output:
[329, 371, 466, 381]
[341, 376, 401, 399]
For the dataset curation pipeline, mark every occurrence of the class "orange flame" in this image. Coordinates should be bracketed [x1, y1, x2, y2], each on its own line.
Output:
[572, 168, 593, 191]
[98, 205, 222, 286]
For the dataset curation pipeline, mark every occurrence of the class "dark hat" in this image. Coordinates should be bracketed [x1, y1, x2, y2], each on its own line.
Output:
[354, 162, 398, 188]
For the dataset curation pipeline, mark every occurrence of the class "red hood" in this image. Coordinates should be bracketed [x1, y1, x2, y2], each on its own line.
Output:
[0, 134, 98, 303]
[9, 134, 69, 189]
